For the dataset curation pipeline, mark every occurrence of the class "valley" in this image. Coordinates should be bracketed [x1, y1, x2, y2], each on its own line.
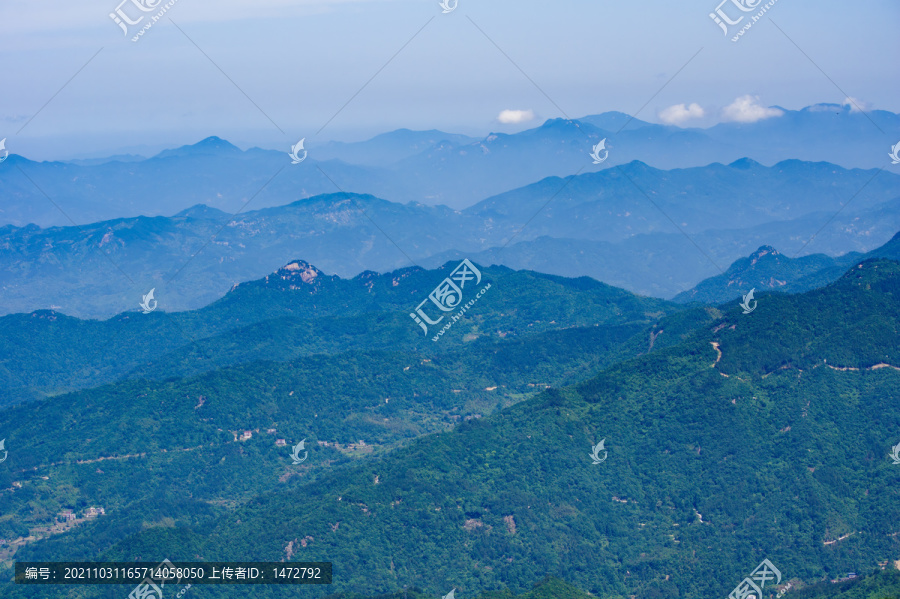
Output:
[3, 4, 899, 596]
[1, 258, 898, 599]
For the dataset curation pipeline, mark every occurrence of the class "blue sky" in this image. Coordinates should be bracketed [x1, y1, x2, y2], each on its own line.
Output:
[1, 0, 898, 159]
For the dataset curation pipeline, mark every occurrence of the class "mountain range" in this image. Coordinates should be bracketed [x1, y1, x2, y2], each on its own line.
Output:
[672, 231, 900, 304]
[2, 104, 898, 228]
[2, 257, 898, 599]
[0, 259, 676, 407]
[4, 94, 900, 599]
[6, 224, 900, 407]
[2, 159, 899, 318]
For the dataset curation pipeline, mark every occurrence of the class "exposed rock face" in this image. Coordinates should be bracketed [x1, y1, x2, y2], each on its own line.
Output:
[503, 515, 516, 534]
[230, 259, 338, 294]
[282, 261, 320, 284]
[748, 245, 780, 266]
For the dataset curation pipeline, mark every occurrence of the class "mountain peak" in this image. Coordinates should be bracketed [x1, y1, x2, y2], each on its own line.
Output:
[576, 111, 651, 131]
[194, 136, 238, 150]
[748, 245, 781, 264]
[154, 136, 242, 160]
[173, 204, 229, 220]
[539, 117, 582, 130]
[226, 259, 336, 296]
[729, 157, 763, 169]
[277, 260, 323, 284]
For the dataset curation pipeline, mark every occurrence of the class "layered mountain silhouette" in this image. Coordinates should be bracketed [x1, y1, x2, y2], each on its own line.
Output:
[2, 104, 898, 227]
[2, 159, 898, 318]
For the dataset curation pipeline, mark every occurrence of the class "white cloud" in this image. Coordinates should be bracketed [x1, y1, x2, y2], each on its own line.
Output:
[658, 103, 705, 125]
[497, 109, 536, 125]
[842, 97, 872, 113]
[721, 95, 784, 123]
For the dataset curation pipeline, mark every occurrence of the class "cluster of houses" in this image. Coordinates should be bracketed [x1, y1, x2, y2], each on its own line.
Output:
[235, 428, 372, 451]
[57, 507, 105, 522]
[317, 439, 368, 450]
[236, 428, 290, 447]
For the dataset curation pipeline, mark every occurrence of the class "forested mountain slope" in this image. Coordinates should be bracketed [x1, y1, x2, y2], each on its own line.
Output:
[4, 260, 898, 599]
[0, 260, 676, 406]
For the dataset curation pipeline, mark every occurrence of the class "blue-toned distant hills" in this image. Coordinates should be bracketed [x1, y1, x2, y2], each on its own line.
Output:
[1, 157, 899, 318]
[1, 103, 898, 227]
[671, 232, 900, 305]
[1, 101, 899, 317]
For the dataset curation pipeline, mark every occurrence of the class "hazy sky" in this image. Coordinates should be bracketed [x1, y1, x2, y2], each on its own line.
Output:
[1, 0, 898, 159]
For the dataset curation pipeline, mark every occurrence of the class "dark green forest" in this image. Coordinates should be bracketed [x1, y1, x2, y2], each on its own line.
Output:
[1, 260, 899, 599]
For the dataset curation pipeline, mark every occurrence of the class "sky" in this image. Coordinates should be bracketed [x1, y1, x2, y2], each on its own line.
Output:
[1, 0, 898, 159]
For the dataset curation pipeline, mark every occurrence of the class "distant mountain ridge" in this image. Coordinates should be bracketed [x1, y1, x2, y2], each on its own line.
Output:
[0, 259, 677, 406]
[309, 128, 480, 167]
[2, 159, 899, 319]
[673, 231, 900, 304]
[2, 103, 898, 227]
[0, 161, 900, 317]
